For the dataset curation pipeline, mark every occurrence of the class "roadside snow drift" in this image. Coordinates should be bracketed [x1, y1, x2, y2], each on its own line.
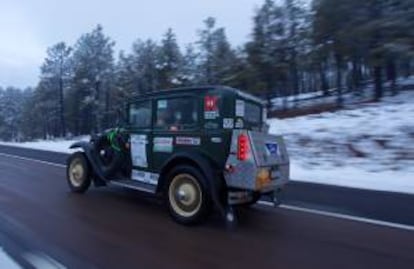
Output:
[268, 91, 414, 194]
[0, 136, 89, 154]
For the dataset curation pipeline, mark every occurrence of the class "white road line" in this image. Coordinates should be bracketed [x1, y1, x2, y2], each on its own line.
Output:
[24, 252, 66, 269]
[258, 201, 414, 232]
[1, 151, 413, 232]
[0, 153, 66, 168]
[0, 247, 21, 269]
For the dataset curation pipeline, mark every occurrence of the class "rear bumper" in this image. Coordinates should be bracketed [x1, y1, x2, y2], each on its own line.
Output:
[227, 186, 286, 206]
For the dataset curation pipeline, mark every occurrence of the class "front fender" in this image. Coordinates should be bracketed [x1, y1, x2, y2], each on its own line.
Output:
[69, 141, 106, 183]
[69, 141, 92, 150]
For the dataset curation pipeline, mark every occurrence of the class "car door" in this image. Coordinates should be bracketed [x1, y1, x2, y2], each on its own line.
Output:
[152, 95, 201, 169]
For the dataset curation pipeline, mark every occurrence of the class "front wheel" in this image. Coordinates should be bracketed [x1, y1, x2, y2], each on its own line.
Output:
[66, 152, 91, 193]
[165, 165, 212, 225]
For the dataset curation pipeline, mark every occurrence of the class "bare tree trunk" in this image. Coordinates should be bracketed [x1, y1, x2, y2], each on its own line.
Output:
[374, 65, 383, 101]
[58, 76, 66, 137]
[335, 52, 343, 106]
[95, 80, 101, 133]
[352, 57, 361, 93]
[386, 59, 397, 96]
[319, 61, 329, 95]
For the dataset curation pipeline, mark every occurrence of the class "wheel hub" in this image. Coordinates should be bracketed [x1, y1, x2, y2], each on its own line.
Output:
[69, 161, 84, 187]
[176, 183, 197, 205]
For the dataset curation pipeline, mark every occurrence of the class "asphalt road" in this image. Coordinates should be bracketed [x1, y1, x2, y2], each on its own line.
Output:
[1, 144, 414, 226]
[0, 147, 414, 269]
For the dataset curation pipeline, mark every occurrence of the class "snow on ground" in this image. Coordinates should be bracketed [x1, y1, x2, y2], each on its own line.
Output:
[0, 136, 89, 154]
[268, 90, 414, 194]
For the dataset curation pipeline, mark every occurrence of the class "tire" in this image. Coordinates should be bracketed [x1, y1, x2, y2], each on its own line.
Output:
[94, 135, 124, 178]
[165, 165, 212, 225]
[66, 152, 91, 193]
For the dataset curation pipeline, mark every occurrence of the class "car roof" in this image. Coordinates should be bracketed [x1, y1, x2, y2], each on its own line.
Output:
[129, 85, 265, 104]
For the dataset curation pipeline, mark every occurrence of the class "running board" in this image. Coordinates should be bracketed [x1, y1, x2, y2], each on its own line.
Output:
[109, 180, 157, 194]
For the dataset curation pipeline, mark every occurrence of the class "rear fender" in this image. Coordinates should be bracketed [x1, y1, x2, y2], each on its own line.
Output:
[159, 152, 227, 217]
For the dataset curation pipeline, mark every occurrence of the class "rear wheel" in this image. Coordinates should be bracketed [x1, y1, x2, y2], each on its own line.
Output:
[66, 152, 91, 193]
[165, 165, 211, 225]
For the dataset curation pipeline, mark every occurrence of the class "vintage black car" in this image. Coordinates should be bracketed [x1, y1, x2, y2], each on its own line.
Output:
[66, 86, 290, 225]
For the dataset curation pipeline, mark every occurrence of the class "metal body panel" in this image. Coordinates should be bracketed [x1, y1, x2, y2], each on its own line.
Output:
[224, 130, 290, 192]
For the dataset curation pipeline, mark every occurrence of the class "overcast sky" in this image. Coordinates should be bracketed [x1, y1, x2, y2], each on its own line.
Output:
[0, 0, 264, 88]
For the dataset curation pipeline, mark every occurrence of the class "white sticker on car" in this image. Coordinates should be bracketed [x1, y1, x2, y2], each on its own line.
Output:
[132, 170, 159, 185]
[176, 137, 201, 146]
[204, 111, 219, 120]
[211, 137, 222, 143]
[235, 118, 244, 129]
[154, 137, 173, 152]
[223, 118, 234, 129]
[236, 99, 245, 117]
[158, 100, 167, 109]
[130, 134, 148, 168]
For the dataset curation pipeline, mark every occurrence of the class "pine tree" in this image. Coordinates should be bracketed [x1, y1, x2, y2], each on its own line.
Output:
[0, 87, 26, 141]
[38, 42, 72, 137]
[197, 17, 218, 84]
[180, 44, 200, 86]
[158, 29, 183, 88]
[197, 17, 238, 85]
[70, 25, 115, 134]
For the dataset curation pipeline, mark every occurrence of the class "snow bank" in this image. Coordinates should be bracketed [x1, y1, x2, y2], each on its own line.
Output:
[268, 91, 414, 194]
[0, 136, 89, 154]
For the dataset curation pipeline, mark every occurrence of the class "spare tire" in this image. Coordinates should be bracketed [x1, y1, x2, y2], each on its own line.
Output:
[94, 132, 126, 178]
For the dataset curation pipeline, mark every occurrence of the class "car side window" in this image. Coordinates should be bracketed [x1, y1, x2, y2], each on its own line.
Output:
[129, 100, 151, 128]
[156, 97, 198, 130]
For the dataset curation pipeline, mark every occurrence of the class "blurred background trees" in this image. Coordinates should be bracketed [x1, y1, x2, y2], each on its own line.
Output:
[0, 0, 413, 141]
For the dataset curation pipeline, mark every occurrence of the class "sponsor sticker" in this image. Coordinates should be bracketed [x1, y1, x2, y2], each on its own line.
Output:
[211, 137, 222, 143]
[235, 118, 244, 129]
[204, 111, 219, 119]
[154, 137, 173, 152]
[130, 134, 148, 168]
[265, 142, 279, 157]
[158, 100, 167, 109]
[204, 96, 219, 119]
[223, 118, 234, 129]
[236, 99, 245, 117]
[176, 137, 201, 146]
[132, 170, 159, 185]
[205, 96, 218, 111]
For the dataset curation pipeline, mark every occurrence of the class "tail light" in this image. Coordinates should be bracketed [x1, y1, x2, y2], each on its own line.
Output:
[237, 133, 250, 161]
